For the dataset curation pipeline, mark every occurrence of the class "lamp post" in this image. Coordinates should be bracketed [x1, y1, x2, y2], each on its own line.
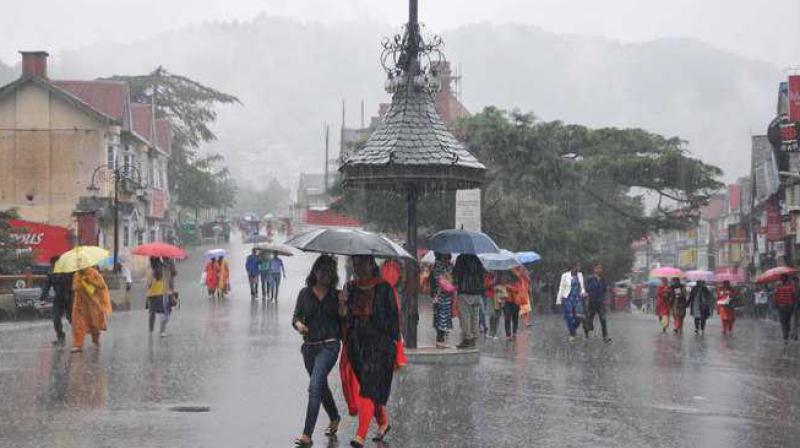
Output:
[87, 164, 145, 273]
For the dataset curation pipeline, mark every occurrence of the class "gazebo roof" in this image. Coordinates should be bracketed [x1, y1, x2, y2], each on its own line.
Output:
[340, 79, 485, 191]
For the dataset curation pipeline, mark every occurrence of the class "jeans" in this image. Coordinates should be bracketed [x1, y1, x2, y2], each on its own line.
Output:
[503, 302, 520, 337]
[248, 274, 259, 297]
[269, 273, 282, 300]
[584, 301, 608, 338]
[458, 294, 481, 341]
[259, 273, 270, 298]
[694, 317, 707, 332]
[148, 295, 170, 334]
[778, 305, 794, 340]
[478, 296, 487, 332]
[301, 341, 341, 437]
[489, 307, 501, 336]
[52, 296, 72, 341]
[562, 298, 583, 337]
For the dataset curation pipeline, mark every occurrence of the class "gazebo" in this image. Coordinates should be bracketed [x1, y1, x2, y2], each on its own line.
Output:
[340, 0, 486, 348]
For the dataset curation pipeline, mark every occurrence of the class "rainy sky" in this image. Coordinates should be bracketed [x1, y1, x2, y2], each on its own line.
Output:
[2, 0, 798, 67]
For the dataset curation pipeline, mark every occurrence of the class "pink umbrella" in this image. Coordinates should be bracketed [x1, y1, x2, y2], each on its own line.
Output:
[649, 266, 684, 278]
[686, 270, 714, 282]
[714, 267, 745, 284]
[756, 266, 798, 284]
[132, 242, 188, 260]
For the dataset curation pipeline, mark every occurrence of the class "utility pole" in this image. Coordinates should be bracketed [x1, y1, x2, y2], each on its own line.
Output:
[324, 123, 330, 194]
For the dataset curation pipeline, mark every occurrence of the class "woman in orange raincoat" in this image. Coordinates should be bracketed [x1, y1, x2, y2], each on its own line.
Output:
[70, 266, 112, 353]
[512, 266, 532, 328]
[204, 259, 219, 298]
[717, 280, 736, 336]
[655, 277, 672, 333]
[218, 256, 231, 297]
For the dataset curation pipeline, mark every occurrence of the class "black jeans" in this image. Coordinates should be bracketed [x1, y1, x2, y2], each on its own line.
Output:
[301, 341, 341, 437]
[489, 308, 501, 336]
[248, 274, 259, 297]
[694, 317, 708, 331]
[584, 301, 608, 338]
[504, 302, 520, 337]
[52, 297, 72, 341]
[778, 305, 794, 340]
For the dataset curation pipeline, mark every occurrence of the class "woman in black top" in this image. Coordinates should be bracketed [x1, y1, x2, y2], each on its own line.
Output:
[291, 255, 343, 447]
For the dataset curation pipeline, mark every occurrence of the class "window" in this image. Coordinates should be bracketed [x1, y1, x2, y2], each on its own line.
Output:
[107, 145, 117, 170]
[123, 145, 134, 169]
[137, 229, 144, 246]
[123, 224, 130, 248]
[149, 227, 158, 243]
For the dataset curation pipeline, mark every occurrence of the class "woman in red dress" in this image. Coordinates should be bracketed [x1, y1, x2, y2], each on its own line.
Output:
[655, 277, 672, 333]
[717, 280, 736, 335]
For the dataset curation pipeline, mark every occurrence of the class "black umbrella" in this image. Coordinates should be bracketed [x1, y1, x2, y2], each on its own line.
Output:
[285, 228, 413, 259]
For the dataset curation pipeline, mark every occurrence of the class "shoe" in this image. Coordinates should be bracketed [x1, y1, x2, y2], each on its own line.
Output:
[569, 336, 576, 343]
[456, 340, 470, 349]
[160, 332, 167, 338]
[324, 419, 341, 436]
[435, 342, 448, 349]
[372, 424, 392, 442]
[604, 338, 612, 344]
[70, 347, 82, 353]
[52, 338, 65, 346]
[350, 440, 364, 448]
[294, 436, 313, 447]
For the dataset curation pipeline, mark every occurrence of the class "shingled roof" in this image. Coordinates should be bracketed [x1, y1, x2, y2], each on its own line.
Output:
[340, 82, 485, 191]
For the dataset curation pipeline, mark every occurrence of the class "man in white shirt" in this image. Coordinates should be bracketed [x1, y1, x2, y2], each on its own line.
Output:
[556, 262, 587, 342]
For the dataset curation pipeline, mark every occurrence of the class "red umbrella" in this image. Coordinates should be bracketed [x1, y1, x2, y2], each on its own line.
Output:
[755, 266, 798, 284]
[132, 242, 188, 260]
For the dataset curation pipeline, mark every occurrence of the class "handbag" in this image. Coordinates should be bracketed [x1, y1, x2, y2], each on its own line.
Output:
[170, 292, 180, 308]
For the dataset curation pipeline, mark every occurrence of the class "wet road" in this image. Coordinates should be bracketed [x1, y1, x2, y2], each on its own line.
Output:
[1, 238, 800, 448]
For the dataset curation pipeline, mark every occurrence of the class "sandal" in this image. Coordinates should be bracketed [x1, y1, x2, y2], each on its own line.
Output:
[293, 436, 313, 447]
[372, 424, 392, 442]
[324, 419, 341, 436]
[349, 441, 363, 448]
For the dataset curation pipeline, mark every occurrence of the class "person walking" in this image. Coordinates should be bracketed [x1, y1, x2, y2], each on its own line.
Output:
[268, 254, 287, 301]
[452, 254, 485, 349]
[687, 280, 714, 335]
[502, 272, 521, 340]
[41, 255, 73, 346]
[259, 252, 271, 301]
[774, 274, 796, 343]
[204, 258, 219, 299]
[146, 257, 174, 337]
[655, 277, 672, 333]
[291, 255, 343, 447]
[70, 266, 112, 353]
[246, 249, 261, 299]
[341, 255, 399, 448]
[557, 262, 587, 342]
[429, 253, 455, 348]
[670, 277, 688, 334]
[584, 264, 611, 342]
[218, 256, 230, 297]
[511, 266, 532, 329]
[717, 280, 737, 336]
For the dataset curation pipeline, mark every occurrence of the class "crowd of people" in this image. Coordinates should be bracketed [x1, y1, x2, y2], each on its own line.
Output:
[245, 249, 286, 301]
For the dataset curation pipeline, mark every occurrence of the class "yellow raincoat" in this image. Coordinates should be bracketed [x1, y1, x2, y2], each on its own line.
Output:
[71, 267, 112, 348]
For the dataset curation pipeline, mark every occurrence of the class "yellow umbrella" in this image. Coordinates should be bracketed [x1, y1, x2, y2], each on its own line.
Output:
[54, 246, 110, 273]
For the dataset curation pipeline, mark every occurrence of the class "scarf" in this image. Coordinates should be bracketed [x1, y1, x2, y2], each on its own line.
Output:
[350, 278, 383, 317]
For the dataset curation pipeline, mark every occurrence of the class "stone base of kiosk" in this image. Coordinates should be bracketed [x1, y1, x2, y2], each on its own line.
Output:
[404, 346, 479, 365]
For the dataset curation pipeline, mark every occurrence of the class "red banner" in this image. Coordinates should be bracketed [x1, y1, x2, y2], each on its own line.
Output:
[766, 200, 784, 242]
[150, 189, 167, 219]
[789, 75, 800, 122]
[8, 219, 72, 264]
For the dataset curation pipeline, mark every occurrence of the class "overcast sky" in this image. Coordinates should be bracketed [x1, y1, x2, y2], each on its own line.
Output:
[2, 0, 798, 68]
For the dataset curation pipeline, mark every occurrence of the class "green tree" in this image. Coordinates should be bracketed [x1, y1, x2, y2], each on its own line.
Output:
[108, 68, 240, 210]
[459, 107, 723, 280]
[0, 209, 33, 274]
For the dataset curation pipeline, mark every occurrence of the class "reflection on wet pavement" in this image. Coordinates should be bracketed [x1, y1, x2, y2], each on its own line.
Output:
[1, 240, 799, 447]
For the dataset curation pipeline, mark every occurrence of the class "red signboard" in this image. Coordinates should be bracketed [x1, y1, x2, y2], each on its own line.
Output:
[8, 219, 72, 264]
[789, 75, 800, 122]
[150, 189, 167, 219]
[766, 199, 784, 242]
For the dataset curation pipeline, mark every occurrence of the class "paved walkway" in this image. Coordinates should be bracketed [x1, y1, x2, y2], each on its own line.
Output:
[1, 238, 799, 447]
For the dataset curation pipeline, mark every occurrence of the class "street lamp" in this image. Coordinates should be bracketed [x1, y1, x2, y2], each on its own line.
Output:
[87, 164, 146, 273]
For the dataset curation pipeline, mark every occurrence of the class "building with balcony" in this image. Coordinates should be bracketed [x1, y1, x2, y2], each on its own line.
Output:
[0, 51, 172, 262]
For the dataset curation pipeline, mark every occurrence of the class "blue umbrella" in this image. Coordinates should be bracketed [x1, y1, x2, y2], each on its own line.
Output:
[515, 251, 541, 264]
[429, 229, 500, 255]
